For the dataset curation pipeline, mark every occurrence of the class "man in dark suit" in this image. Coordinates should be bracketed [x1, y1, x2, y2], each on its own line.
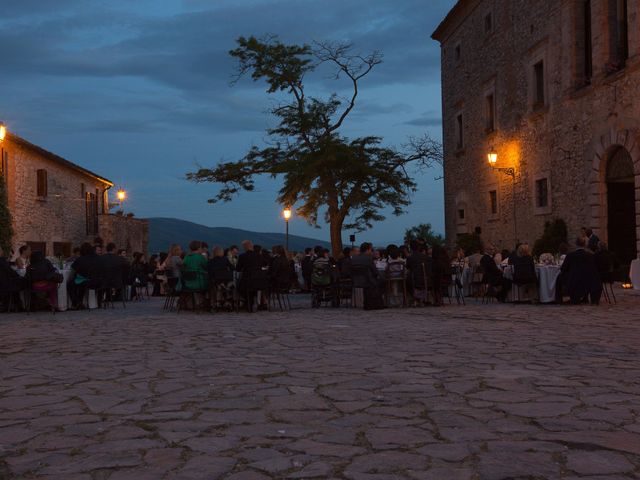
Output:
[480, 243, 511, 302]
[350, 242, 384, 310]
[100, 242, 128, 298]
[561, 236, 601, 305]
[236, 240, 268, 308]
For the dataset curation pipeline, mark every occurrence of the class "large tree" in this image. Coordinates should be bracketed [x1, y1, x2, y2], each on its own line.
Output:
[187, 36, 442, 256]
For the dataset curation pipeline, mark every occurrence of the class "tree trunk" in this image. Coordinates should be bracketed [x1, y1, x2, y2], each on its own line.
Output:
[329, 215, 344, 259]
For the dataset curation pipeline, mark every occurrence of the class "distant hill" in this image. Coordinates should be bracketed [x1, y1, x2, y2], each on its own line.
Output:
[148, 217, 330, 253]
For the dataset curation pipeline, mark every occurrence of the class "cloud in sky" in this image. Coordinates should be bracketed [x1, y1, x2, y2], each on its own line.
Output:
[0, 0, 455, 244]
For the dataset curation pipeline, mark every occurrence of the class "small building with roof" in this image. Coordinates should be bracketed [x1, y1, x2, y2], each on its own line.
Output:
[0, 130, 147, 256]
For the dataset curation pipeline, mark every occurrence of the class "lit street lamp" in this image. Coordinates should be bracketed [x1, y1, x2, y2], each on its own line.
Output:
[0, 122, 6, 142]
[116, 189, 127, 204]
[283, 207, 292, 251]
[487, 147, 518, 246]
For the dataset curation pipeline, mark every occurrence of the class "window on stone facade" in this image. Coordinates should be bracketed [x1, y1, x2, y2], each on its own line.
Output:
[485, 93, 495, 132]
[80, 182, 85, 199]
[26, 241, 46, 255]
[484, 13, 493, 34]
[458, 209, 465, 221]
[608, 0, 629, 68]
[86, 192, 98, 236]
[36, 169, 48, 197]
[53, 242, 71, 258]
[489, 190, 498, 214]
[456, 113, 464, 149]
[535, 178, 549, 208]
[533, 61, 545, 108]
[580, 0, 593, 84]
[454, 44, 461, 62]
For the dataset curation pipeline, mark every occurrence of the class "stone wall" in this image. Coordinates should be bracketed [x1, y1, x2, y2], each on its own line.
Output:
[434, 0, 640, 257]
[99, 214, 149, 256]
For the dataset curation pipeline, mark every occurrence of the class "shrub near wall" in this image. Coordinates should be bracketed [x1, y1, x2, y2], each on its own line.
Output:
[533, 219, 568, 256]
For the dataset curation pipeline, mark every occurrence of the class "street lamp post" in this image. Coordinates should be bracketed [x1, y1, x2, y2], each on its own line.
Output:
[283, 207, 292, 251]
[487, 147, 518, 247]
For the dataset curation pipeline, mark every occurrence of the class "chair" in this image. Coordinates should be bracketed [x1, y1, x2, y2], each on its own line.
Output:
[385, 263, 407, 308]
[177, 270, 208, 312]
[270, 280, 292, 312]
[407, 263, 429, 306]
[600, 271, 616, 304]
[350, 263, 372, 309]
[244, 268, 270, 312]
[451, 265, 466, 305]
[163, 276, 180, 311]
[470, 265, 485, 301]
[336, 277, 353, 308]
[311, 262, 336, 308]
[512, 263, 538, 303]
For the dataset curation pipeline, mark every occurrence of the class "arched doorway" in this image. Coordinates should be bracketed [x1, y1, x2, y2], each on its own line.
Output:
[606, 146, 637, 264]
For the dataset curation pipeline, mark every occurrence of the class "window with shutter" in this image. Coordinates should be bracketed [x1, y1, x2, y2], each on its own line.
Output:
[36, 169, 48, 197]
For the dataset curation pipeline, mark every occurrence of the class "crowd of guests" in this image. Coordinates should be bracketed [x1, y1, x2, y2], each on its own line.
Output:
[0, 238, 159, 312]
[456, 227, 616, 305]
[0, 226, 622, 313]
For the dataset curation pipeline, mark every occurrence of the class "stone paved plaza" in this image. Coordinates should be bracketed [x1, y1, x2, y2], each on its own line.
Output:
[1, 293, 640, 479]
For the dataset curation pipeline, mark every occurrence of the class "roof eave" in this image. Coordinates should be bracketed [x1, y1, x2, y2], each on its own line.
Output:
[6, 132, 114, 187]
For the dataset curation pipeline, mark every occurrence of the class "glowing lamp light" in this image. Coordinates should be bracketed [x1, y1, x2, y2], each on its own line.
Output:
[622, 283, 633, 290]
[487, 147, 498, 166]
[116, 189, 127, 202]
[283, 207, 292, 221]
[0, 122, 6, 142]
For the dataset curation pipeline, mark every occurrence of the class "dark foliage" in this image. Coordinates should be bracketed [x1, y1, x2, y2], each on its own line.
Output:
[187, 36, 442, 255]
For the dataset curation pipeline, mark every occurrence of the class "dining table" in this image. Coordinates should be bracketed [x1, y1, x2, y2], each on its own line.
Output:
[502, 264, 561, 303]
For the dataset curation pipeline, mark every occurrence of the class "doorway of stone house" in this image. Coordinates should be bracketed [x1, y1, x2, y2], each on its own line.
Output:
[606, 146, 637, 270]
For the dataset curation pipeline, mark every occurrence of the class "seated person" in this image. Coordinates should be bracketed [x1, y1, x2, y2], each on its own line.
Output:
[561, 237, 602, 305]
[208, 246, 234, 308]
[15, 245, 31, 270]
[430, 245, 451, 306]
[181, 240, 209, 291]
[269, 245, 290, 290]
[510, 243, 537, 285]
[69, 243, 102, 309]
[28, 251, 61, 310]
[0, 245, 25, 311]
[480, 243, 511, 302]
[406, 243, 431, 305]
[100, 242, 128, 297]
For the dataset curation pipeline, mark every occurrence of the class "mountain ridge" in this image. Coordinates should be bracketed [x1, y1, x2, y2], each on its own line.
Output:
[148, 217, 331, 253]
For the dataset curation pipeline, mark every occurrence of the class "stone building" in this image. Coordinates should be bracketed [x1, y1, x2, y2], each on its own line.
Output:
[0, 131, 148, 256]
[432, 0, 640, 264]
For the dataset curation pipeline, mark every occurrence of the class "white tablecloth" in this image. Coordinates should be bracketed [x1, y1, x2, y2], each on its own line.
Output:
[630, 259, 640, 290]
[503, 264, 560, 303]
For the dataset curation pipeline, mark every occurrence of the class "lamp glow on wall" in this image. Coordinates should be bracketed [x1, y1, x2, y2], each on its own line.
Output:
[487, 146, 518, 246]
[0, 122, 6, 142]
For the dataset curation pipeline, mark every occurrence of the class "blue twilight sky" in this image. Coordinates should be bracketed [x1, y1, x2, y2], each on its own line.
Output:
[0, 0, 455, 244]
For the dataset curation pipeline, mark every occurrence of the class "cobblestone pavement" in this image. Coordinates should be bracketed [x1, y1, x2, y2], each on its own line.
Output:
[1, 292, 640, 480]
